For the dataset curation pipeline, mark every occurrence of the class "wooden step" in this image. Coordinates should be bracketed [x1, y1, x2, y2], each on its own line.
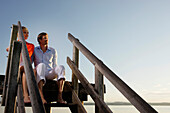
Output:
[0, 75, 106, 100]
[45, 102, 77, 107]
[43, 80, 106, 103]
[23, 102, 77, 107]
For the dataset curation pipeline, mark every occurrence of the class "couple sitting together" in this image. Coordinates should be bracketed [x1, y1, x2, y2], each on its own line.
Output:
[7, 26, 66, 104]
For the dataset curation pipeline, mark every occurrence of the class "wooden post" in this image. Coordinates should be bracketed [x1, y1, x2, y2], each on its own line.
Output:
[45, 105, 51, 113]
[17, 72, 26, 113]
[72, 41, 82, 112]
[18, 21, 46, 113]
[95, 68, 104, 113]
[2, 25, 18, 106]
[72, 45, 79, 95]
[4, 41, 22, 113]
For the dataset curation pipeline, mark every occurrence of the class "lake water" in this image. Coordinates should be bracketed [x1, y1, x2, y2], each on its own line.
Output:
[0, 105, 169, 113]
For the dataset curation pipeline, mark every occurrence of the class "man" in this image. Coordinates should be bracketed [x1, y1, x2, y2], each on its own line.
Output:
[34, 32, 66, 104]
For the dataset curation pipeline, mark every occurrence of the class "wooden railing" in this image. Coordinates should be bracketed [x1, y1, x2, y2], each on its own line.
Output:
[2, 21, 46, 113]
[2, 22, 158, 113]
[67, 33, 158, 113]
[18, 21, 46, 113]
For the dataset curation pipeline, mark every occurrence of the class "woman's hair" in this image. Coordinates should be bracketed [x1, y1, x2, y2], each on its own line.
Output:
[22, 26, 27, 30]
[37, 32, 47, 44]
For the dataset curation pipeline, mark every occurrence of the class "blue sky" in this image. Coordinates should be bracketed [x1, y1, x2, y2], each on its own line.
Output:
[0, 0, 170, 103]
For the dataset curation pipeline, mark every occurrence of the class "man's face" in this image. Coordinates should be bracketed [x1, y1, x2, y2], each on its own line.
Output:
[40, 34, 48, 45]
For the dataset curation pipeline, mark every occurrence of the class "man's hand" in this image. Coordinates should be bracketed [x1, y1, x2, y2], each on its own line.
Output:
[6, 47, 9, 52]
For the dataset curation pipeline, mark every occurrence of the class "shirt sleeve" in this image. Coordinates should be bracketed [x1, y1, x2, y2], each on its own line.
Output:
[52, 49, 57, 68]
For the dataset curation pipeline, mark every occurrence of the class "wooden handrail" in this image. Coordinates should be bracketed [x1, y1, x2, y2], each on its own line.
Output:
[18, 21, 46, 113]
[68, 33, 99, 65]
[68, 33, 158, 113]
[67, 57, 112, 113]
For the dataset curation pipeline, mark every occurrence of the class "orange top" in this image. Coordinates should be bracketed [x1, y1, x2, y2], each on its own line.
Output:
[18, 39, 34, 59]
[26, 41, 34, 60]
[18, 41, 34, 66]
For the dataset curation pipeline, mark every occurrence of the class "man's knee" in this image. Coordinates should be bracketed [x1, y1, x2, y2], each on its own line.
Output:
[36, 63, 46, 70]
[54, 65, 64, 72]
[59, 65, 65, 71]
[54, 65, 65, 81]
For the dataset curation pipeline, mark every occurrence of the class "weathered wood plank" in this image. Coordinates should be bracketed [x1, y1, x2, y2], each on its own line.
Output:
[67, 57, 112, 113]
[72, 46, 79, 94]
[17, 73, 26, 113]
[68, 33, 158, 113]
[18, 21, 46, 113]
[4, 41, 22, 113]
[2, 25, 18, 106]
[95, 67, 104, 113]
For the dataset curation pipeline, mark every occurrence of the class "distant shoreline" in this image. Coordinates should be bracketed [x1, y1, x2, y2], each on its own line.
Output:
[0, 98, 169, 106]
[84, 102, 170, 106]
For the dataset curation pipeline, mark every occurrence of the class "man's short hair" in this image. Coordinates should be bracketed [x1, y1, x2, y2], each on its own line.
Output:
[37, 32, 47, 44]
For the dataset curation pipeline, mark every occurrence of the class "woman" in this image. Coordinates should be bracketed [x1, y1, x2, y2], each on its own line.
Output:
[6, 26, 35, 103]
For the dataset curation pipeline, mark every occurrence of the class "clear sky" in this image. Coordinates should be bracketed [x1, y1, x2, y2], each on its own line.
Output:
[0, 0, 170, 103]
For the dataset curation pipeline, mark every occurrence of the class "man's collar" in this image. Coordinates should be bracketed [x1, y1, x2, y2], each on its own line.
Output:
[37, 46, 51, 51]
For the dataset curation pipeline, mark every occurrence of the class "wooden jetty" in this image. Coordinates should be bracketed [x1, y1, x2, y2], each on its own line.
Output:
[0, 21, 158, 113]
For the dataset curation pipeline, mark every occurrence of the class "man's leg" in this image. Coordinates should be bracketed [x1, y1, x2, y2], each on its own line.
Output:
[36, 63, 47, 104]
[57, 78, 65, 103]
[38, 80, 47, 104]
[46, 65, 66, 103]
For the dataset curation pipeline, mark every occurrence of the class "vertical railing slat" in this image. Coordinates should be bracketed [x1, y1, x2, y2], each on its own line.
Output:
[72, 45, 79, 95]
[17, 73, 26, 113]
[4, 41, 22, 113]
[2, 25, 18, 106]
[95, 67, 104, 113]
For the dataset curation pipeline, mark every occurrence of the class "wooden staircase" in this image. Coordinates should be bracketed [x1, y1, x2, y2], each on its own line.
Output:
[1, 21, 158, 113]
[23, 81, 89, 113]
[0, 74, 103, 113]
[0, 77, 88, 113]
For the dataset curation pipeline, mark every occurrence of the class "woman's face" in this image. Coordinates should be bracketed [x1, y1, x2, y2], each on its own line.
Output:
[22, 28, 29, 40]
